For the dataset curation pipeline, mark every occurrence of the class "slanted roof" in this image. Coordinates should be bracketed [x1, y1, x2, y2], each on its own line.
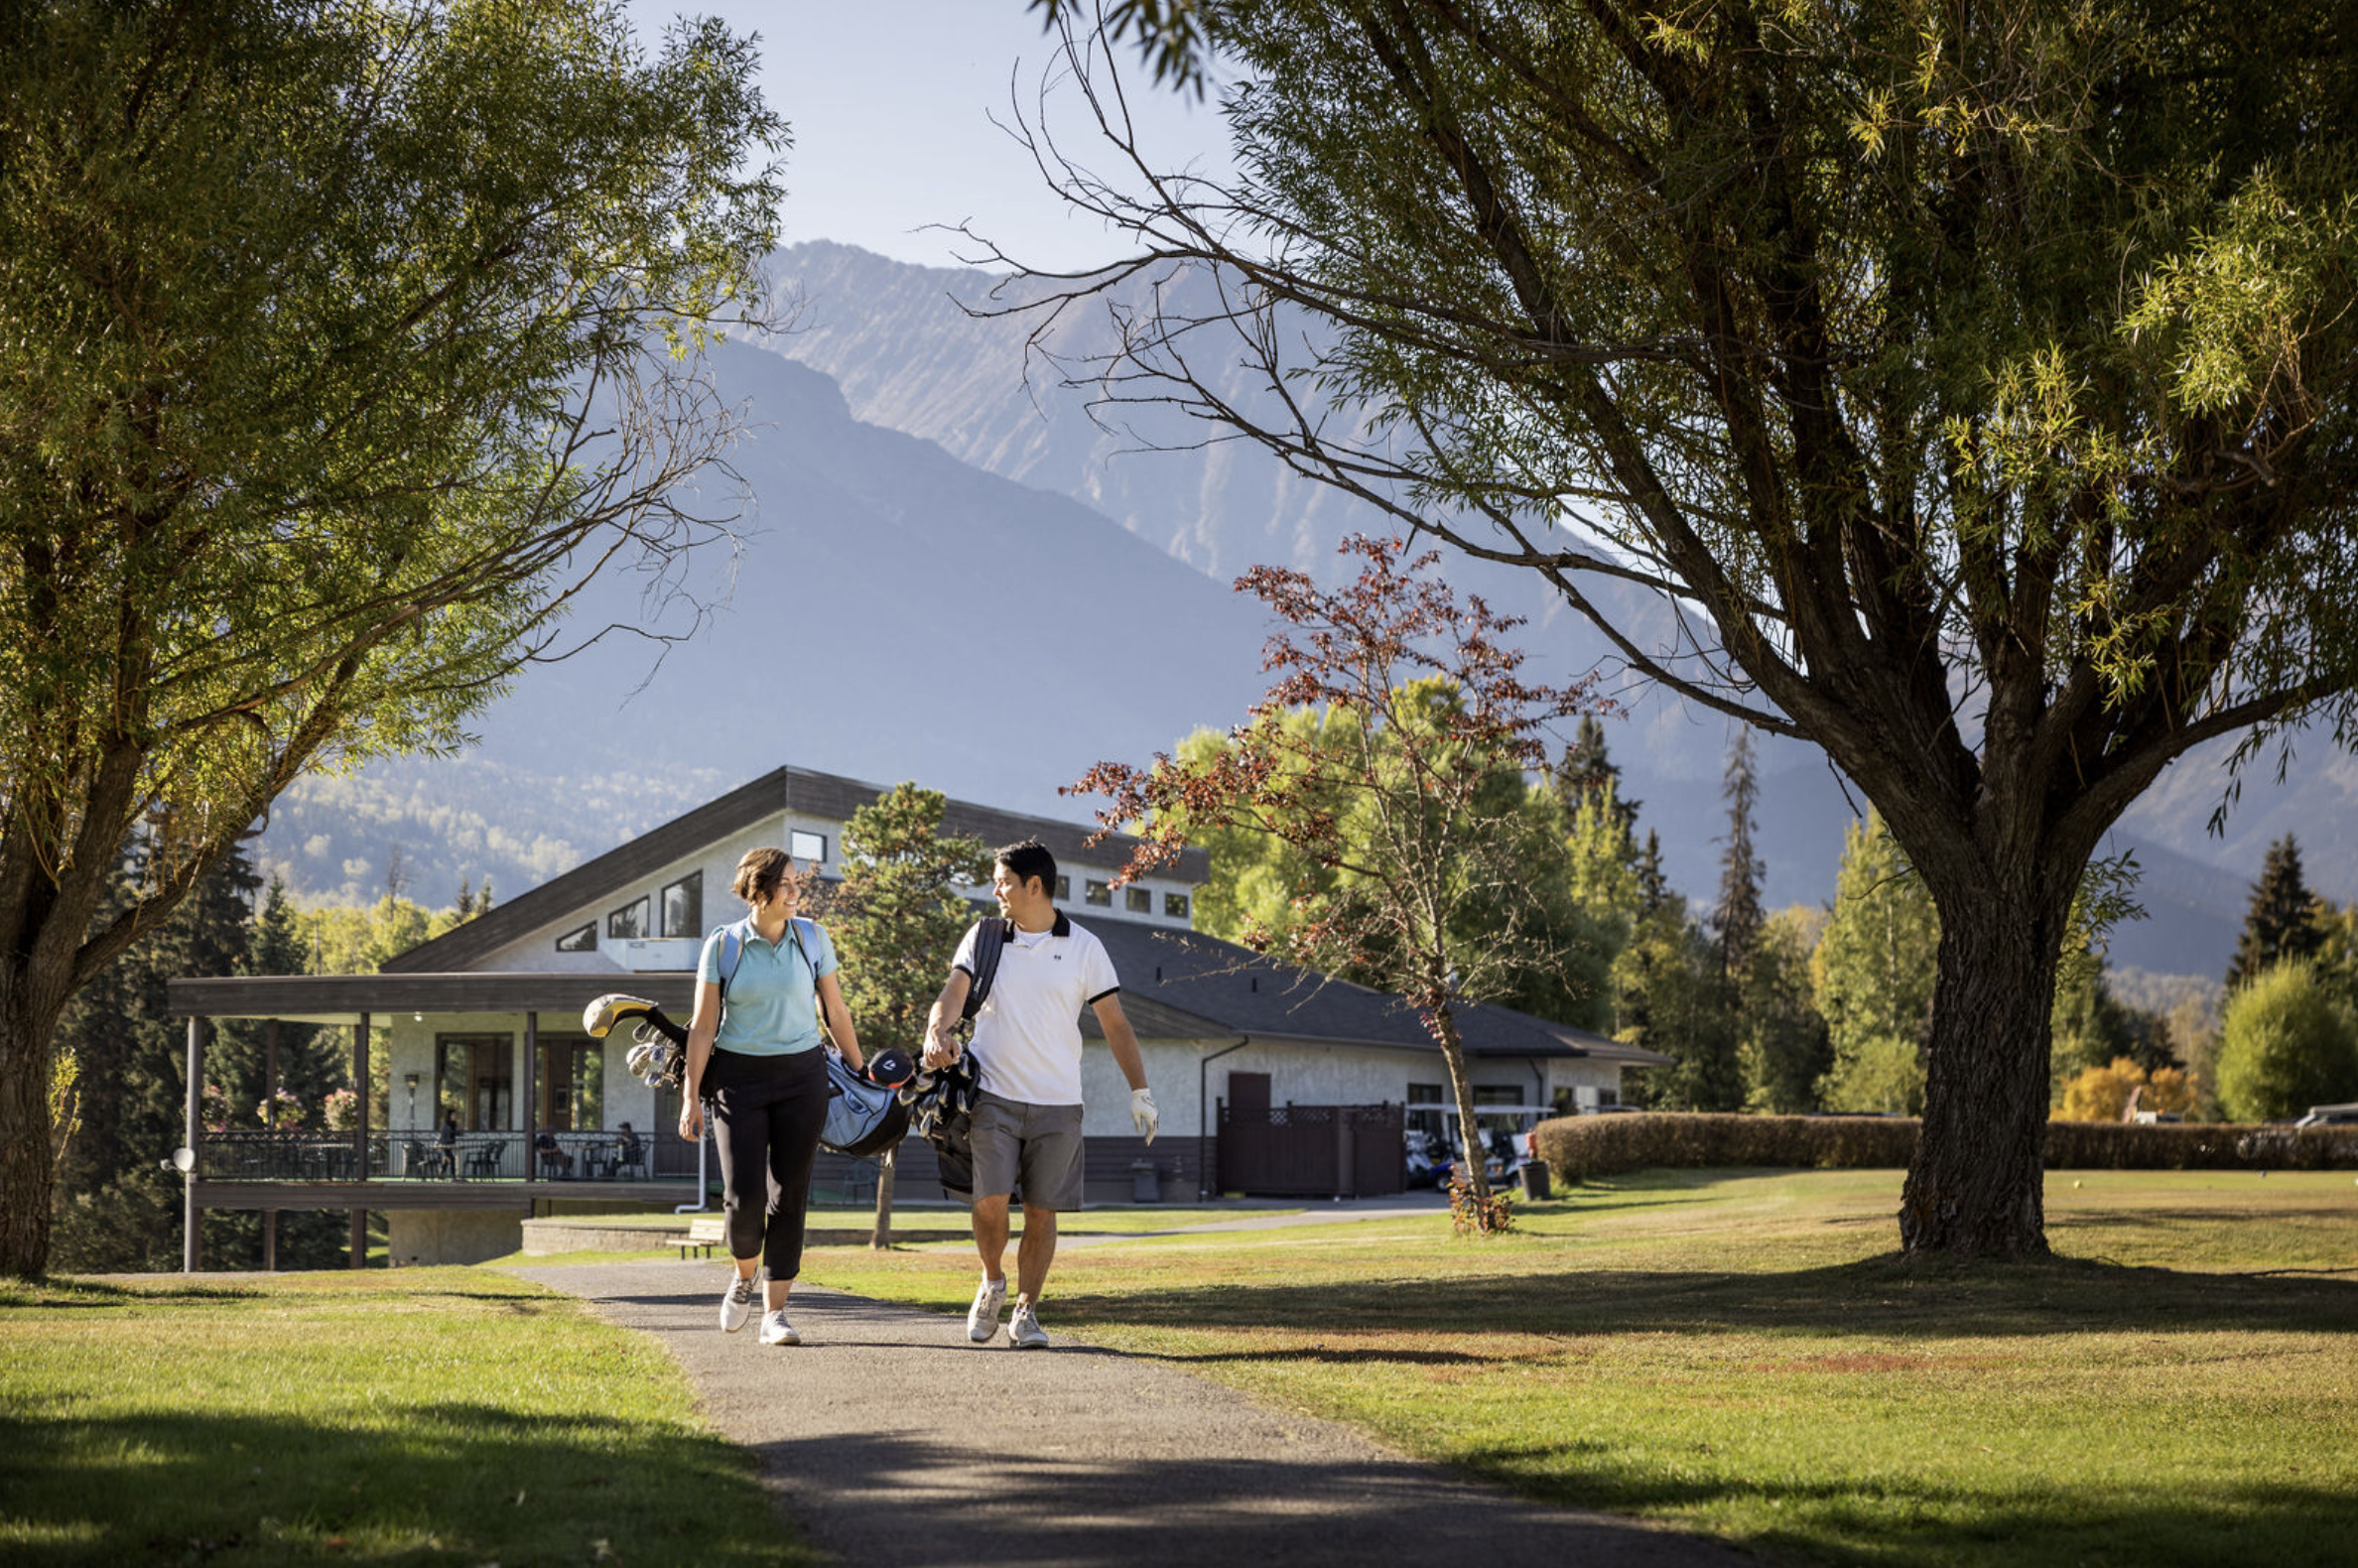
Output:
[1075, 918, 1672, 1066]
[382, 763, 1209, 975]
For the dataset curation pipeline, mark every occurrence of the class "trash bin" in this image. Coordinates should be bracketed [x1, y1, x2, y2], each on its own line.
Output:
[1518, 1160, 1551, 1201]
[1130, 1159, 1161, 1203]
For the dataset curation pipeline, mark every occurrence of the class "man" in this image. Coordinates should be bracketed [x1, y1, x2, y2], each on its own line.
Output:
[924, 840, 1157, 1349]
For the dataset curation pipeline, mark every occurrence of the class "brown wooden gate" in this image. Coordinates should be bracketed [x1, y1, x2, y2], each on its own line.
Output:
[1217, 1103, 1404, 1198]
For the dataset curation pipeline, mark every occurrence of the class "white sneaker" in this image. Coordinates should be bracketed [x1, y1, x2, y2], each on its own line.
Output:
[1009, 1302, 1049, 1350]
[758, 1308, 800, 1346]
[967, 1276, 1007, 1343]
[720, 1273, 758, 1333]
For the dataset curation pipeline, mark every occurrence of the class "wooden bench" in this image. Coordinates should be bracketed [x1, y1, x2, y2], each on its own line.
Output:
[677, 1213, 725, 1260]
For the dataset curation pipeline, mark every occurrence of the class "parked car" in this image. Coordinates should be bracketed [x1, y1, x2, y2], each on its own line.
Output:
[2292, 1103, 2358, 1127]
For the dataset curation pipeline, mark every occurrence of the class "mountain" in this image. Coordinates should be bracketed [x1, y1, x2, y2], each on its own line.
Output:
[255, 341, 1270, 905]
[763, 241, 2358, 976]
[261, 240, 2357, 989]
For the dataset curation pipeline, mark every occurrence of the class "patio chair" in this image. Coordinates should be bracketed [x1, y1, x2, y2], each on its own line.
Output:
[463, 1139, 504, 1180]
[404, 1140, 431, 1179]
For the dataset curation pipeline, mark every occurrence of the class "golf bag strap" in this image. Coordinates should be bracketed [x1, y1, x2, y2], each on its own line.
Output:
[960, 918, 1009, 1022]
[715, 916, 830, 1047]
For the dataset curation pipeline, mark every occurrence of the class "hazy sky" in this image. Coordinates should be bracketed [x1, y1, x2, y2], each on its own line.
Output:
[622, 0, 1234, 272]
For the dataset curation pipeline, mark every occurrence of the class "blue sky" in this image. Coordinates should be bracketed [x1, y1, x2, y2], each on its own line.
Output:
[623, 0, 1234, 272]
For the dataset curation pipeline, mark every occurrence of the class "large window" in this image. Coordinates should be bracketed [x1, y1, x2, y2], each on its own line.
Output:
[789, 829, 827, 865]
[1407, 1081, 1446, 1140]
[1084, 879, 1112, 907]
[661, 871, 703, 938]
[607, 895, 650, 941]
[438, 1035, 514, 1131]
[555, 922, 595, 953]
[536, 1036, 603, 1132]
[1126, 886, 1152, 913]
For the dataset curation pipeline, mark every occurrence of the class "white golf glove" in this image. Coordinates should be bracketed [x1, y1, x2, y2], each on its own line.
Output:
[1129, 1087, 1159, 1145]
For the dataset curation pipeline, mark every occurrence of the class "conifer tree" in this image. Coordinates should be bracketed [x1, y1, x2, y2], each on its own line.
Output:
[1713, 730, 1765, 984]
[2226, 836, 2324, 992]
[1552, 715, 1638, 829]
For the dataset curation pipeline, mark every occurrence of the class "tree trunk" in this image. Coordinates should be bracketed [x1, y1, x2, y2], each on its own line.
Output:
[869, 1148, 896, 1249]
[1426, 1003, 1494, 1211]
[1899, 875, 2070, 1257]
[0, 959, 72, 1278]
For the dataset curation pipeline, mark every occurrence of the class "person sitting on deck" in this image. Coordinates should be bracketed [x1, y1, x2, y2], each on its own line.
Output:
[534, 1127, 573, 1178]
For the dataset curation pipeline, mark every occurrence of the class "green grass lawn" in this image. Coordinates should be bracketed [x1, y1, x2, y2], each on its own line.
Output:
[0, 1268, 807, 1567]
[800, 1168, 2358, 1568]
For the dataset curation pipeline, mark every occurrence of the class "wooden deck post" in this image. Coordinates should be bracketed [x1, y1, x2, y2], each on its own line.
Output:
[263, 1017, 279, 1271]
[523, 1010, 538, 1206]
[350, 1012, 369, 1268]
[184, 1017, 202, 1273]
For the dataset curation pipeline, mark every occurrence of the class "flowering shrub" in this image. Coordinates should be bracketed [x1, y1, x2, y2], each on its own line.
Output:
[256, 1088, 303, 1128]
[322, 1087, 358, 1132]
[1446, 1164, 1515, 1235]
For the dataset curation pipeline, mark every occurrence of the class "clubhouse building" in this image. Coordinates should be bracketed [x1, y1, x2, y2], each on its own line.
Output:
[167, 763, 1667, 1266]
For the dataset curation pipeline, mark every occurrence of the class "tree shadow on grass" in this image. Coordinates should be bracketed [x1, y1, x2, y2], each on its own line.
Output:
[1054, 1253, 2358, 1342]
[737, 1423, 2355, 1568]
[0, 1402, 790, 1567]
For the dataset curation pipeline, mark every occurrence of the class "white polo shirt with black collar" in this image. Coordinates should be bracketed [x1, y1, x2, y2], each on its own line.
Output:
[953, 910, 1119, 1107]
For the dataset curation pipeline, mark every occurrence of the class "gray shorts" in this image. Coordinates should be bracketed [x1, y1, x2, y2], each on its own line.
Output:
[969, 1092, 1085, 1211]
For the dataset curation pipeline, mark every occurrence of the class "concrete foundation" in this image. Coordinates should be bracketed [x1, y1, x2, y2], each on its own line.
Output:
[386, 1208, 526, 1266]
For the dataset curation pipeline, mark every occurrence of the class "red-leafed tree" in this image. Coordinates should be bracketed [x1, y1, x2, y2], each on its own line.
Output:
[1074, 535, 1605, 1224]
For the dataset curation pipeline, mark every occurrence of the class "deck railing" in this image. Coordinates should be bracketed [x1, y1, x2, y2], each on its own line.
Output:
[196, 1128, 667, 1183]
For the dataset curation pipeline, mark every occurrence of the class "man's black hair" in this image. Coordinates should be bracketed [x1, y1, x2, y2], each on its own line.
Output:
[994, 839, 1058, 898]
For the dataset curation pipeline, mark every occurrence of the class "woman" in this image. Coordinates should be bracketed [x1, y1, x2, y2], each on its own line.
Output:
[680, 847, 864, 1346]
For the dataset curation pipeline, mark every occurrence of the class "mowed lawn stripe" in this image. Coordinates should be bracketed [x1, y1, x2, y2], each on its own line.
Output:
[801, 1169, 2358, 1568]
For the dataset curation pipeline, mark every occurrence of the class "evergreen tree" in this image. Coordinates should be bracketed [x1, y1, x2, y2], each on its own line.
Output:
[1551, 715, 1638, 828]
[2225, 836, 2325, 991]
[52, 840, 255, 1272]
[1813, 812, 1940, 1114]
[1712, 729, 1765, 984]
[1740, 908, 1833, 1113]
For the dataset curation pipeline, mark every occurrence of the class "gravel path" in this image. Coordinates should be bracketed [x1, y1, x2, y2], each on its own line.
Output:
[512, 1259, 1757, 1568]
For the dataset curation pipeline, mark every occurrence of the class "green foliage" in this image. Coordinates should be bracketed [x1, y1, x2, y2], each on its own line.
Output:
[0, 0, 783, 1276]
[50, 854, 348, 1272]
[1036, 0, 2358, 1256]
[821, 784, 991, 1054]
[1531, 1111, 2358, 1182]
[2215, 960, 2358, 1122]
[1739, 907, 1833, 1114]
[1814, 814, 1938, 1113]
[1613, 905, 1741, 1111]
[2226, 836, 2326, 992]
[2049, 964, 2174, 1106]
[292, 897, 460, 979]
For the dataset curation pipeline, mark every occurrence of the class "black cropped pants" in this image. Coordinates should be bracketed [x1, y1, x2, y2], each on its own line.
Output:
[705, 1046, 831, 1279]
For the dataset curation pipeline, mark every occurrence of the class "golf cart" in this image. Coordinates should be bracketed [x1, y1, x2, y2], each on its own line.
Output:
[1403, 1101, 1549, 1187]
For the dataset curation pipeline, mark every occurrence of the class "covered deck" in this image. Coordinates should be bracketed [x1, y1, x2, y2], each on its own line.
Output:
[167, 972, 704, 1270]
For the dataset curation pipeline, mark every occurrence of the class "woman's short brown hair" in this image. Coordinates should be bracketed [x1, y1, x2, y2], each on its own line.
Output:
[731, 847, 795, 906]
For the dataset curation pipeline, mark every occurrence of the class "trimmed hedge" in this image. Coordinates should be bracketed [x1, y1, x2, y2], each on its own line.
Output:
[1528, 1112, 2358, 1184]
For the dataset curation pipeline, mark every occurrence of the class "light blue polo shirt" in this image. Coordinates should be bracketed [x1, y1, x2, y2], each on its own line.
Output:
[698, 917, 838, 1056]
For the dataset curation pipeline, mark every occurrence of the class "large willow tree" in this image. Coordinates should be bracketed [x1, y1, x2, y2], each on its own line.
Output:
[0, 0, 783, 1276]
[1016, 1, 2358, 1254]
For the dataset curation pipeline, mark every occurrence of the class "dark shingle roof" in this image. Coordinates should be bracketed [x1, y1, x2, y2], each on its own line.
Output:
[1072, 917, 1672, 1065]
[383, 763, 1207, 975]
